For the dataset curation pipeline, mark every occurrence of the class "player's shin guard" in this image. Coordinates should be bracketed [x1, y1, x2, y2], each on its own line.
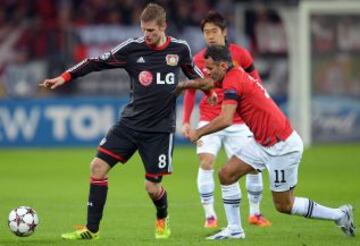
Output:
[291, 197, 343, 221]
[221, 183, 243, 231]
[246, 173, 263, 216]
[152, 186, 168, 219]
[86, 176, 108, 233]
[197, 168, 216, 218]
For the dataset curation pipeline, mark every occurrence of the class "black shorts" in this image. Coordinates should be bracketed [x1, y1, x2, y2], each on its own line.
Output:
[96, 122, 174, 182]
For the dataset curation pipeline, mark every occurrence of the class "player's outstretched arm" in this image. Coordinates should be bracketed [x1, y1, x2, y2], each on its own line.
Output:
[39, 76, 66, 90]
[176, 78, 214, 95]
[187, 103, 236, 143]
[182, 89, 196, 128]
[193, 77, 214, 91]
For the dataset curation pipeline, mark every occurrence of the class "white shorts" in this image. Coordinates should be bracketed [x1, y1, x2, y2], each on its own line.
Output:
[196, 121, 253, 158]
[234, 131, 304, 192]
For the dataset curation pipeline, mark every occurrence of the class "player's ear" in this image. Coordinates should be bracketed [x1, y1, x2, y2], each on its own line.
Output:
[223, 28, 228, 37]
[160, 22, 167, 31]
[220, 61, 228, 71]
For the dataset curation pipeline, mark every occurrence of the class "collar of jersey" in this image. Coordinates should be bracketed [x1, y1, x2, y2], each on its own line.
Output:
[145, 36, 171, 51]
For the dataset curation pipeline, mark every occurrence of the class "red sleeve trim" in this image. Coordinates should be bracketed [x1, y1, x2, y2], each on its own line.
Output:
[61, 72, 72, 82]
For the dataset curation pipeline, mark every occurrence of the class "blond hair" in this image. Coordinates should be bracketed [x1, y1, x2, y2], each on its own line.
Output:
[140, 3, 166, 26]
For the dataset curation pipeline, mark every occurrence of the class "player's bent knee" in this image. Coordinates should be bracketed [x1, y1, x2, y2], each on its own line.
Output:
[200, 159, 214, 170]
[198, 154, 215, 170]
[249, 169, 259, 175]
[145, 180, 161, 198]
[90, 158, 111, 179]
[272, 190, 295, 214]
[218, 168, 237, 185]
[274, 201, 293, 214]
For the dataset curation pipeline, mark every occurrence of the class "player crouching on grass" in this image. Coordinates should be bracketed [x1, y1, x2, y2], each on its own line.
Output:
[186, 45, 355, 240]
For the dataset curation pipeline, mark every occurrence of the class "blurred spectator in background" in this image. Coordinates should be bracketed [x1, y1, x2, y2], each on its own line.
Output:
[0, 0, 298, 98]
[0, 0, 226, 98]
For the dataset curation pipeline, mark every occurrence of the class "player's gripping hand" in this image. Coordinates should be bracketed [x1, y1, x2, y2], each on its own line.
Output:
[196, 77, 214, 91]
[39, 76, 65, 90]
[187, 128, 200, 143]
[181, 123, 191, 138]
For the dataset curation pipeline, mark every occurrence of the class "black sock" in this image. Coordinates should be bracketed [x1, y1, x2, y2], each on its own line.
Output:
[152, 187, 168, 219]
[86, 177, 108, 233]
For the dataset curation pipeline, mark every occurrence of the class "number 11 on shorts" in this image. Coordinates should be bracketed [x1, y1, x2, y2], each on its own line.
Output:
[274, 170, 286, 183]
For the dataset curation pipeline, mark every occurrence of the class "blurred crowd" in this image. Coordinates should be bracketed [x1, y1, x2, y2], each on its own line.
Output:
[0, 0, 235, 61]
[0, 0, 238, 97]
[5, 0, 349, 100]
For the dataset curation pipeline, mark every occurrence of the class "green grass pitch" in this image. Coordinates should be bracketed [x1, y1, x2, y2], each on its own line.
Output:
[0, 144, 359, 245]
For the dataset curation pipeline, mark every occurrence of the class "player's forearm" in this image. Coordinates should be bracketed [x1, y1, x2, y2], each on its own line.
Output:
[176, 80, 199, 96]
[177, 78, 214, 92]
[182, 89, 196, 123]
[65, 59, 93, 81]
[177, 80, 201, 90]
[65, 57, 119, 81]
[196, 115, 232, 138]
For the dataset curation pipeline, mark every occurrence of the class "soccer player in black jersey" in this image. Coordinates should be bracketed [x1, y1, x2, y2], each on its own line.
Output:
[40, 3, 210, 240]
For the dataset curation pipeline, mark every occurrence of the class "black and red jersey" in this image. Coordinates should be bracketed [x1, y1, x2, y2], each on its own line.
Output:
[64, 36, 203, 132]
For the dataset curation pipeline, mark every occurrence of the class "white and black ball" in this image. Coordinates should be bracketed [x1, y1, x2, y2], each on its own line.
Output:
[8, 206, 39, 237]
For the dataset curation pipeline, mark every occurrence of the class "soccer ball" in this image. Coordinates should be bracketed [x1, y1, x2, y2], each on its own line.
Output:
[8, 206, 39, 237]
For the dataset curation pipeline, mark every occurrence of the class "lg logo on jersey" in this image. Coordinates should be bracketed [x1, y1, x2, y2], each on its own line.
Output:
[156, 72, 175, 85]
[138, 71, 175, 86]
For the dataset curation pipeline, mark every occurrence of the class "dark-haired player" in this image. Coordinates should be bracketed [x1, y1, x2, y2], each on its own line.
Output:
[182, 11, 270, 229]
[40, 3, 209, 240]
[187, 45, 355, 240]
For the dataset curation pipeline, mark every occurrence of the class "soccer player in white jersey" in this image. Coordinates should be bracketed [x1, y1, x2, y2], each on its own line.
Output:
[182, 11, 271, 228]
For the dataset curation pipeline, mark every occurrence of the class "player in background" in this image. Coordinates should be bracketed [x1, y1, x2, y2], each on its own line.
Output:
[182, 11, 271, 228]
[187, 45, 355, 240]
[40, 3, 211, 240]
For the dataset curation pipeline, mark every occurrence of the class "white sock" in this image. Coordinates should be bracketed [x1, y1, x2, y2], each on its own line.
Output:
[197, 168, 216, 218]
[221, 183, 243, 232]
[291, 197, 343, 221]
[246, 173, 263, 216]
